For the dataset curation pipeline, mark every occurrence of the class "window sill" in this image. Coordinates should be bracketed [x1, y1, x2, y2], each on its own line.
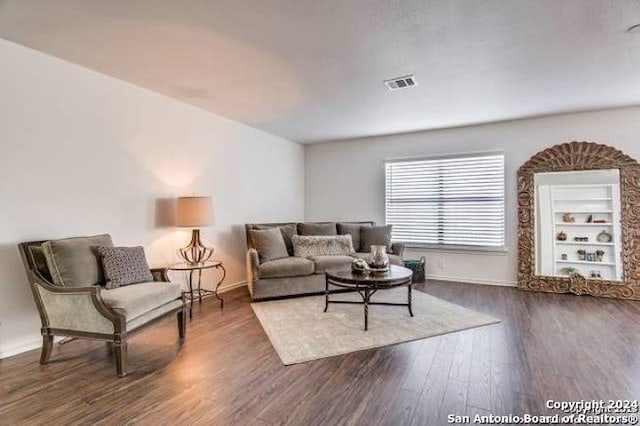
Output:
[403, 244, 509, 256]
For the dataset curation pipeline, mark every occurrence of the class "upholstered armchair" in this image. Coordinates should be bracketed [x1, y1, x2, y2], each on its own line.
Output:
[18, 236, 186, 377]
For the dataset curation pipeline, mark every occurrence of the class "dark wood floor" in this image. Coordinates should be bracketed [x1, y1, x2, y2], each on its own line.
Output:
[1, 281, 639, 425]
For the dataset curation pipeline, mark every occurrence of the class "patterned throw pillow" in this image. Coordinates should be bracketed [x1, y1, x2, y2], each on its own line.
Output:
[98, 246, 154, 289]
[291, 235, 355, 258]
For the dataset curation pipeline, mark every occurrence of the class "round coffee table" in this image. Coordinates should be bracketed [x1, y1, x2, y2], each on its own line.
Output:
[324, 265, 414, 331]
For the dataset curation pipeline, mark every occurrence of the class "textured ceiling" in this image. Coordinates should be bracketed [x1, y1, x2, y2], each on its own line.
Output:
[1, 0, 640, 143]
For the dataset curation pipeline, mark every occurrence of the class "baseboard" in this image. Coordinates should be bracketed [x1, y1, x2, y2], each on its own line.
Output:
[218, 280, 247, 293]
[0, 336, 43, 359]
[427, 273, 517, 287]
[0, 281, 249, 360]
[197, 280, 247, 298]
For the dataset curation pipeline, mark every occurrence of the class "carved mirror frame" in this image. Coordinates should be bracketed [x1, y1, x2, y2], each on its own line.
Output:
[518, 141, 640, 300]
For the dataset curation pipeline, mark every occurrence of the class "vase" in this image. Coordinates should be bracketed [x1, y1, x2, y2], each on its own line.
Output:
[369, 245, 390, 271]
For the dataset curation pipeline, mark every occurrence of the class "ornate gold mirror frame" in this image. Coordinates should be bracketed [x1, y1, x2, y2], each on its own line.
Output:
[518, 141, 640, 300]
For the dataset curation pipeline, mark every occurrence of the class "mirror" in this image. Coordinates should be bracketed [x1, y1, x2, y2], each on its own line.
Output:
[518, 142, 640, 300]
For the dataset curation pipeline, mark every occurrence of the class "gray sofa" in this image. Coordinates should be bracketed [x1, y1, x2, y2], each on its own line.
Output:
[245, 221, 405, 301]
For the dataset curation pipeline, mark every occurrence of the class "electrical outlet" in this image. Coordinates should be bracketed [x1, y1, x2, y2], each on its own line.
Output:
[437, 259, 445, 270]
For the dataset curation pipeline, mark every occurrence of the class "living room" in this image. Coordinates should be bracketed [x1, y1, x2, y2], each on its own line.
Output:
[1, 1, 639, 425]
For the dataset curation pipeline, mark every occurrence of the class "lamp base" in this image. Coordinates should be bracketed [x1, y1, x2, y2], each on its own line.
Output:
[179, 229, 214, 264]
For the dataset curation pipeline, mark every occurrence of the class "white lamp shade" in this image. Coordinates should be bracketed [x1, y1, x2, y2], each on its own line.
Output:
[176, 196, 214, 227]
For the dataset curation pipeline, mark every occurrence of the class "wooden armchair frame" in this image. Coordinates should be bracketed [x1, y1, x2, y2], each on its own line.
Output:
[18, 241, 187, 377]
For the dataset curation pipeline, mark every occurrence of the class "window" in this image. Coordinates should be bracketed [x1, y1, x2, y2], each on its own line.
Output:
[385, 152, 505, 249]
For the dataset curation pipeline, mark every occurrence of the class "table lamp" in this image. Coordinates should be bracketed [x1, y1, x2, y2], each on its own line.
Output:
[176, 196, 214, 264]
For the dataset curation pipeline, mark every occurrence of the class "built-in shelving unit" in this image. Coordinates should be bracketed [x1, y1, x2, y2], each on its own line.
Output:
[550, 184, 622, 280]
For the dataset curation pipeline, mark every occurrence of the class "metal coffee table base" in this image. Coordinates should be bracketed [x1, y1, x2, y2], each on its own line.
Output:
[324, 277, 413, 331]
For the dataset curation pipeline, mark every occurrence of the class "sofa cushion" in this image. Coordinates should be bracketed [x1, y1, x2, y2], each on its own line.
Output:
[98, 246, 154, 289]
[360, 225, 392, 253]
[101, 281, 182, 320]
[351, 252, 403, 266]
[337, 222, 373, 252]
[255, 224, 298, 256]
[298, 222, 337, 236]
[42, 234, 113, 287]
[259, 257, 315, 279]
[249, 228, 289, 262]
[311, 255, 354, 274]
[292, 235, 354, 257]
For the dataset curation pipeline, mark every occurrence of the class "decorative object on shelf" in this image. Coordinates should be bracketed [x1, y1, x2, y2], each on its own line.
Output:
[577, 249, 586, 261]
[593, 219, 608, 224]
[590, 270, 602, 279]
[560, 267, 580, 276]
[586, 214, 593, 223]
[176, 196, 215, 265]
[403, 257, 426, 283]
[562, 213, 575, 223]
[556, 231, 567, 241]
[561, 253, 568, 260]
[368, 245, 390, 273]
[596, 250, 605, 262]
[352, 258, 370, 274]
[597, 230, 612, 243]
[574, 236, 589, 242]
[586, 252, 596, 262]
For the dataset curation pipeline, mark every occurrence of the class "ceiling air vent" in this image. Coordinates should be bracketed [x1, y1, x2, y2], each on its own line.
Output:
[384, 75, 417, 91]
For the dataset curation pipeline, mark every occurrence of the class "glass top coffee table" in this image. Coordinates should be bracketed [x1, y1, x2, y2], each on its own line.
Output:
[324, 265, 414, 331]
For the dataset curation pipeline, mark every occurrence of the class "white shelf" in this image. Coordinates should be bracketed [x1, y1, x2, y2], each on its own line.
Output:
[555, 210, 612, 214]
[554, 198, 612, 201]
[556, 241, 614, 246]
[556, 259, 615, 266]
[555, 223, 613, 227]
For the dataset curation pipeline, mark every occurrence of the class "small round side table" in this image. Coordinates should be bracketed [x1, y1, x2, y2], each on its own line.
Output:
[166, 261, 225, 318]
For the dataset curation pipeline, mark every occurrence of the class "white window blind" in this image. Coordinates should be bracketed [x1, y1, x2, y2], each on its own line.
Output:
[385, 153, 505, 248]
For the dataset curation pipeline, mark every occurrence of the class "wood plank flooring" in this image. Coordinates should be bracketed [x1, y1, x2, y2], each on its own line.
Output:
[1, 281, 639, 425]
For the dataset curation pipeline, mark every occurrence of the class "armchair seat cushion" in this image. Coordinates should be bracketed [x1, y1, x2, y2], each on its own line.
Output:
[259, 257, 314, 279]
[351, 252, 403, 266]
[101, 282, 182, 320]
[311, 255, 354, 274]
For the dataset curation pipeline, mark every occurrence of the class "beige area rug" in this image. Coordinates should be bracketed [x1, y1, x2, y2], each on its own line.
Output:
[251, 288, 499, 365]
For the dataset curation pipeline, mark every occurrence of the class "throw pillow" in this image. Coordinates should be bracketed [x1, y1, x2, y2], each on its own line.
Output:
[42, 234, 114, 287]
[255, 224, 298, 256]
[298, 222, 337, 236]
[292, 235, 355, 257]
[98, 246, 154, 289]
[337, 222, 373, 252]
[360, 225, 392, 253]
[249, 228, 290, 263]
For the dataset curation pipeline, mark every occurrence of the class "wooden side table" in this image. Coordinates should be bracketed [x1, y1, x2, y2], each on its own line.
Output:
[166, 261, 225, 318]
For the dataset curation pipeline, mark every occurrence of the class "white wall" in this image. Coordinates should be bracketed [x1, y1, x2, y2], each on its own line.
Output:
[305, 107, 640, 286]
[0, 39, 304, 358]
